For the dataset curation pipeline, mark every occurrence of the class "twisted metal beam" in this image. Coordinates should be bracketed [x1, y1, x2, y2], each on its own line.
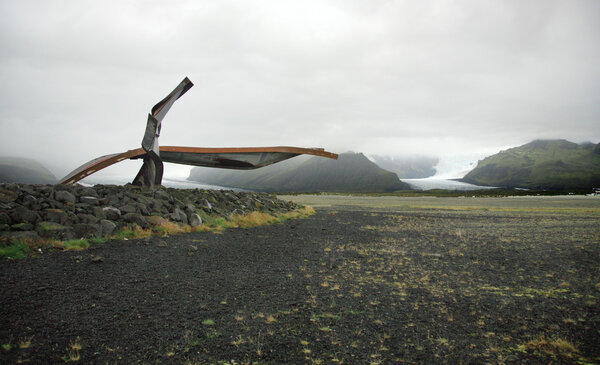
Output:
[59, 77, 338, 186]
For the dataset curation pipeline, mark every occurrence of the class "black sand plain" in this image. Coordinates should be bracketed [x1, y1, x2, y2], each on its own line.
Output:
[1, 195, 599, 364]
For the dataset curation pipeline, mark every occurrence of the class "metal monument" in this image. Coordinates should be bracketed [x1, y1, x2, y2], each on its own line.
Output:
[59, 78, 338, 186]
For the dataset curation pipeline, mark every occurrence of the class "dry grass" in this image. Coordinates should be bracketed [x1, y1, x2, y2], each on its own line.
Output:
[1, 207, 316, 258]
[523, 336, 580, 358]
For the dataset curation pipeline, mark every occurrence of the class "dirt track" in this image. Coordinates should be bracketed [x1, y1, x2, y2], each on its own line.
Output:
[1, 197, 599, 364]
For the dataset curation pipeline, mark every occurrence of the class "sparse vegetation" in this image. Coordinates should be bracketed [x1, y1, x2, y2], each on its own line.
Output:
[0, 240, 31, 258]
[0, 207, 316, 259]
[1, 195, 597, 363]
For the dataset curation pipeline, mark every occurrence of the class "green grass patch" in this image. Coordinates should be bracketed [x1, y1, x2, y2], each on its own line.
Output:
[202, 319, 215, 326]
[61, 239, 90, 251]
[0, 241, 31, 258]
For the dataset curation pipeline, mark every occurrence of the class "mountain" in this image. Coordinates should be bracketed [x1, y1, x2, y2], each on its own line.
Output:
[369, 155, 438, 178]
[462, 140, 600, 191]
[188, 152, 411, 192]
[0, 157, 57, 184]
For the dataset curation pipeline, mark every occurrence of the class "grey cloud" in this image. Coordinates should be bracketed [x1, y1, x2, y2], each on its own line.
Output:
[1, 0, 598, 178]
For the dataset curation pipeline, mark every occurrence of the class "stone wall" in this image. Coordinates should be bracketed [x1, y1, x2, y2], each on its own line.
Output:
[0, 184, 301, 242]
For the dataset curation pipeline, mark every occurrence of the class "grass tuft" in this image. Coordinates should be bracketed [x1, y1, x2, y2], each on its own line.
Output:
[525, 336, 580, 358]
[152, 221, 192, 236]
[0, 241, 31, 258]
[61, 239, 91, 251]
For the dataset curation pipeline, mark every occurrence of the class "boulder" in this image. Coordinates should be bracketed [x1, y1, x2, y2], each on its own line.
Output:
[200, 199, 212, 211]
[78, 214, 99, 224]
[72, 223, 102, 238]
[102, 206, 121, 221]
[78, 187, 98, 197]
[170, 208, 188, 224]
[22, 195, 38, 207]
[0, 212, 11, 225]
[92, 207, 106, 220]
[43, 208, 68, 224]
[119, 204, 137, 214]
[54, 190, 76, 204]
[80, 196, 100, 205]
[100, 219, 117, 236]
[11, 206, 39, 224]
[123, 213, 149, 229]
[154, 190, 171, 201]
[189, 213, 202, 227]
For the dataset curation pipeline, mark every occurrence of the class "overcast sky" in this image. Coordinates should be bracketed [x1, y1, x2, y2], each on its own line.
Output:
[1, 0, 599, 178]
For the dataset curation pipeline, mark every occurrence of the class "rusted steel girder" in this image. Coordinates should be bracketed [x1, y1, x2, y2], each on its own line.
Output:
[59, 78, 338, 187]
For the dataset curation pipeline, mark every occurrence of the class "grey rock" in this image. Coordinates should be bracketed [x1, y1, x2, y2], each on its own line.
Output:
[100, 219, 117, 236]
[120, 204, 137, 214]
[78, 214, 99, 224]
[103, 195, 120, 206]
[11, 206, 39, 224]
[170, 208, 188, 224]
[123, 213, 149, 229]
[102, 206, 121, 221]
[200, 199, 212, 210]
[185, 202, 196, 212]
[53, 184, 71, 192]
[54, 190, 76, 204]
[91, 255, 103, 263]
[0, 212, 11, 225]
[43, 208, 68, 224]
[92, 206, 106, 220]
[79, 187, 99, 197]
[136, 195, 153, 206]
[22, 195, 37, 206]
[80, 196, 99, 205]
[73, 223, 102, 238]
[154, 190, 171, 201]
[150, 199, 164, 211]
[189, 213, 202, 227]
[65, 211, 80, 225]
[136, 203, 150, 216]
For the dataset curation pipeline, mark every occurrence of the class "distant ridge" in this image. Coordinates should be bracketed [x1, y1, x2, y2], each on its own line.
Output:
[188, 152, 411, 193]
[0, 157, 57, 184]
[462, 139, 600, 191]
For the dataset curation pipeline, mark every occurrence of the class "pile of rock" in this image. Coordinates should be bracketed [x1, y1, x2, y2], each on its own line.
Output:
[0, 184, 301, 242]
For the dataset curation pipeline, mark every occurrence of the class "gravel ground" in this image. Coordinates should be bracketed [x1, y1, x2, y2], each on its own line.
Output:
[1, 201, 599, 364]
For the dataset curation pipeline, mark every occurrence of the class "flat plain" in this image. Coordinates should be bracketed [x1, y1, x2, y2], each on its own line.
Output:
[1, 194, 599, 364]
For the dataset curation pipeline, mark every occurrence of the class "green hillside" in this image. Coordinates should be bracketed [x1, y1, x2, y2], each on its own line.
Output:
[462, 140, 600, 191]
[370, 155, 438, 178]
[188, 152, 411, 192]
[0, 157, 57, 184]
